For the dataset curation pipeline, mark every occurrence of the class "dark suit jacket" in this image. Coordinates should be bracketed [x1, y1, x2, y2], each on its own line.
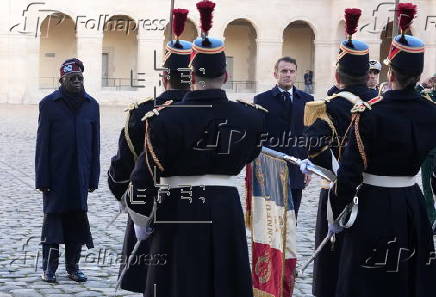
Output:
[254, 85, 314, 189]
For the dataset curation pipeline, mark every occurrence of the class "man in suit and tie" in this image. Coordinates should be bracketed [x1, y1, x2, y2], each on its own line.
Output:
[254, 57, 314, 216]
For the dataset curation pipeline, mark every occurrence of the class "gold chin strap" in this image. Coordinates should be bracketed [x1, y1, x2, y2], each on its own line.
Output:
[378, 82, 388, 97]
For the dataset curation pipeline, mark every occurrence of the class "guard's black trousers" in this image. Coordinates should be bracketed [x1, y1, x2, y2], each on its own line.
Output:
[42, 243, 82, 273]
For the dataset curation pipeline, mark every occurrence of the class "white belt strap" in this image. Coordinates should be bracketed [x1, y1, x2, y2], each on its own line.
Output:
[362, 173, 417, 188]
[160, 175, 238, 188]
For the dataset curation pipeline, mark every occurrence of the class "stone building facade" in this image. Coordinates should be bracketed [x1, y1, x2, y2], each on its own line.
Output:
[1, 0, 435, 104]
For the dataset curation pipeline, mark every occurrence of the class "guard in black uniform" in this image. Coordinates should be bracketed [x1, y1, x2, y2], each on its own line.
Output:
[331, 4, 436, 296]
[302, 8, 377, 297]
[125, 2, 266, 296]
[107, 9, 192, 293]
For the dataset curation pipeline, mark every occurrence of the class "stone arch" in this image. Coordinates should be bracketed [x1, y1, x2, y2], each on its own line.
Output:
[101, 15, 138, 89]
[282, 20, 315, 90]
[223, 18, 257, 92]
[39, 13, 77, 89]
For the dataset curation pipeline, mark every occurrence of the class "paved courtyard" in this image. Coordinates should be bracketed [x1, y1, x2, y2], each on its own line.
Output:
[0, 103, 431, 297]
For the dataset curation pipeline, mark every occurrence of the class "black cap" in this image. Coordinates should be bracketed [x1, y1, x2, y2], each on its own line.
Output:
[190, 37, 226, 78]
[384, 34, 424, 76]
[163, 40, 193, 70]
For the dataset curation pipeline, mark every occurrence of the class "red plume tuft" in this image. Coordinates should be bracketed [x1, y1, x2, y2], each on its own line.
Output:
[172, 9, 189, 37]
[344, 8, 362, 36]
[397, 3, 417, 32]
[196, 0, 215, 35]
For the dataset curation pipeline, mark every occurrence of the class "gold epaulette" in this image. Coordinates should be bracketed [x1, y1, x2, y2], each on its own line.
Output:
[304, 100, 331, 126]
[141, 100, 174, 121]
[421, 91, 435, 104]
[124, 97, 153, 112]
[304, 92, 346, 126]
[351, 96, 383, 113]
[236, 99, 269, 112]
[304, 100, 339, 139]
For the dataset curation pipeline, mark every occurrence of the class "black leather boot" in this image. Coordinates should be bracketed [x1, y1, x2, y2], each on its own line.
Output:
[65, 243, 87, 282]
[41, 244, 59, 283]
[67, 270, 87, 282]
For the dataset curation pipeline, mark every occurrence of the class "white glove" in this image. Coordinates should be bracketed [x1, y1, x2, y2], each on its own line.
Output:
[328, 223, 344, 235]
[299, 159, 314, 175]
[134, 224, 153, 240]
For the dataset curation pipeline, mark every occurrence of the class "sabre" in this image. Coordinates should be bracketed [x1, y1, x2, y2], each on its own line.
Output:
[106, 190, 128, 229]
[296, 202, 355, 276]
[105, 210, 122, 229]
[115, 239, 142, 291]
[296, 232, 334, 276]
[261, 147, 336, 182]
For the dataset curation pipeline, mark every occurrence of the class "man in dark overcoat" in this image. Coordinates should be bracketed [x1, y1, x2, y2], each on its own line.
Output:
[35, 58, 100, 283]
[254, 56, 314, 216]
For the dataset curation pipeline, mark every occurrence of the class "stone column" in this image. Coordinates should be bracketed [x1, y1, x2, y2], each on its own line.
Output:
[255, 38, 283, 93]
[364, 39, 382, 62]
[423, 42, 436, 79]
[313, 40, 338, 99]
[76, 30, 103, 96]
[136, 30, 165, 98]
[23, 34, 41, 104]
[4, 33, 28, 103]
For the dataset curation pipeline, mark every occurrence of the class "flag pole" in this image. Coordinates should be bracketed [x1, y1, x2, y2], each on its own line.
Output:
[392, 0, 400, 39]
[169, 0, 175, 45]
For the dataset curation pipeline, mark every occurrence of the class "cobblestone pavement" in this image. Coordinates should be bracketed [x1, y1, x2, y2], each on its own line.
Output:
[1, 103, 431, 297]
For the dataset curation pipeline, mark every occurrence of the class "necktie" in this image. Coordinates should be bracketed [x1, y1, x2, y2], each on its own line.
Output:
[282, 91, 293, 116]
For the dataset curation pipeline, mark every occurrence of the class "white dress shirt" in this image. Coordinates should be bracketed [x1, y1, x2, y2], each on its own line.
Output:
[277, 86, 294, 102]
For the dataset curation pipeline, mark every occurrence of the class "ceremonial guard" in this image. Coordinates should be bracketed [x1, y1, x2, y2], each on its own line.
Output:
[302, 9, 377, 297]
[416, 74, 436, 226]
[107, 9, 192, 293]
[35, 58, 100, 283]
[330, 4, 436, 296]
[125, 1, 266, 296]
[368, 59, 382, 92]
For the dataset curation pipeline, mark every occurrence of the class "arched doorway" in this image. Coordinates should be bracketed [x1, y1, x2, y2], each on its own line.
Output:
[282, 21, 315, 91]
[223, 19, 257, 92]
[102, 15, 138, 89]
[39, 13, 77, 89]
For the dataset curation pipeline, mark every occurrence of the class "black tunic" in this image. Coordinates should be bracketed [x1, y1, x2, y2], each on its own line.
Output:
[304, 85, 377, 297]
[332, 87, 436, 297]
[108, 89, 189, 293]
[128, 89, 266, 297]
